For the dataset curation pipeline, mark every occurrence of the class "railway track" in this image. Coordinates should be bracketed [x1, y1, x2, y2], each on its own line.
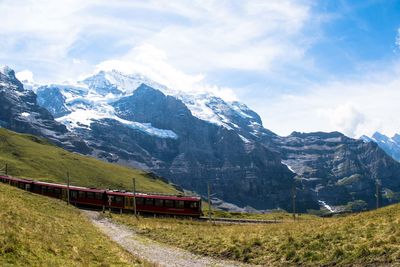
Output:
[198, 216, 281, 224]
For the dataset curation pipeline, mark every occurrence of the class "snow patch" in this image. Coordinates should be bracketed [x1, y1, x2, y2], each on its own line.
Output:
[118, 118, 178, 139]
[282, 161, 296, 173]
[238, 134, 251, 144]
[318, 200, 335, 212]
[20, 112, 30, 117]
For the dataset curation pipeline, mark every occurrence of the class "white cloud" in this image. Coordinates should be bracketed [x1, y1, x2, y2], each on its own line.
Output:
[260, 64, 400, 137]
[328, 103, 365, 137]
[95, 44, 238, 101]
[0, 0, 314, 82]
[141, 1, 311, 73]
[15, 70, 34, 83]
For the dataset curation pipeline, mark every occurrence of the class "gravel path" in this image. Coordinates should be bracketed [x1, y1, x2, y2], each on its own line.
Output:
[83, 210, 254, 267]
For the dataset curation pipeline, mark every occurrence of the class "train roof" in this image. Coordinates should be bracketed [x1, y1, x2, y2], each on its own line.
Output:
[0, 175, 33, 183]
[106, 190, 201, 201]
[33, 180, 106, 193]
[1, 175, 201, 201]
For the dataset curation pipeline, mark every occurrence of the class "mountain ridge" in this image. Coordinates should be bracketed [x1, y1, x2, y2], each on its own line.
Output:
[2, 65, 400, 211]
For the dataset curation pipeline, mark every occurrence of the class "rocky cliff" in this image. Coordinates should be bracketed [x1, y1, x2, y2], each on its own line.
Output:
[0, 66, 90, 153]
[265, 132, 400, 210]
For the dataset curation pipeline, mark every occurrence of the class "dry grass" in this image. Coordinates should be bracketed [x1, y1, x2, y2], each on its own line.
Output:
[0, 183, 147, 266]
[114, 205, 400, 266]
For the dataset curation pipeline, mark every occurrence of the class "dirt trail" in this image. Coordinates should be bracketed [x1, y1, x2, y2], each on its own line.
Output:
[83, 210, 254, 267]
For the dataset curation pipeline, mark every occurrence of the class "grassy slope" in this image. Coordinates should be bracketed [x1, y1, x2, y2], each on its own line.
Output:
[114, 205, 400, 266]
[0, 128, 177, 194]
[0, 183, 143, 266]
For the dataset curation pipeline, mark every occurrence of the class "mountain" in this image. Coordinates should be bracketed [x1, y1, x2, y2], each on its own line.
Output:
[8, 66, 400, 211]
[361, 132, 400, 162]
[266, 132, 400, 210]
[0, 66, 90, 154]
[33, 69, 309, 211]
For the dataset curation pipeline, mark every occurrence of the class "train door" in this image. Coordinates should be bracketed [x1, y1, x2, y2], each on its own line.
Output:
[62, 189, 68, 201]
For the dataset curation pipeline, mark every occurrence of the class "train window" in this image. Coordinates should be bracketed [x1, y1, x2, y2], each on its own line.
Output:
[47, 187, 53, 194]
[78, 191, 86, 198]
[190, 202, 198, 209]
[71, 191, 77, 199]
[176, 200, 184, 209]
[115, 196, 123, 204]
[95, 193, 103, 200]
[154, 199, 163, 207]
[54, 188, 61, 195]
[136, 197, 143, 205]
[87, 192, 95, 199]
[165, 199, 174, 208]
[145, 198, 154, 206]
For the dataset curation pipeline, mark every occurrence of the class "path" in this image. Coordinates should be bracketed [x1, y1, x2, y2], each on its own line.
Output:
[83, 210, 255, 267]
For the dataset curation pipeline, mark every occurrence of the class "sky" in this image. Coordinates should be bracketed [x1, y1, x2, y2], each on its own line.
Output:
[1, 0, 400, 138]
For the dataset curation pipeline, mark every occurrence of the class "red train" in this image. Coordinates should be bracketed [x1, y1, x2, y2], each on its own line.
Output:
[0, 175, 202, 217]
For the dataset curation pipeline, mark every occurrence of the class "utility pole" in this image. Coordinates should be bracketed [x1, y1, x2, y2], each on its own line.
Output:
[376, 179, 381, 209]
[5, 163, 8, 176]
[208, 182, 212, 222]
[292, 185, 297, 221]
[133, 178, 137, 217]
[67, 172, 70, 205]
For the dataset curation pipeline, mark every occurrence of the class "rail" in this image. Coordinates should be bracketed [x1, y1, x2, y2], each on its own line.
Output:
[198, 217, 282, 224]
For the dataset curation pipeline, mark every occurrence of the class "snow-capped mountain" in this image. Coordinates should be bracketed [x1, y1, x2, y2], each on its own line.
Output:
[33, 69, 301, 211]
[361, 132, 400, 162]
[8, 66, 400, 211]
[0, 66, 89, 153]
[34, 69, 271, 144]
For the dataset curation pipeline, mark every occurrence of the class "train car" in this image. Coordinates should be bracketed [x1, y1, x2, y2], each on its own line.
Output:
[0, 175, 33, 191]
[105, 190, 125, 210]
[31, 181, 66, 200]
[31, 181, 106, 207]
[120, 192, 202, 217]
[1, 175, 202, 217]
[68, 186, 106, 208]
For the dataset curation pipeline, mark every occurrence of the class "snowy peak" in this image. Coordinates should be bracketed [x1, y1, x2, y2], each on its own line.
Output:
[81, 70, 122, 96]
[0, 65, 13, 77]
[0, 65, 24, 91]
[362, 131, 400, 161]
[33, 69, 265, 137]
[80, 69, 168, 97]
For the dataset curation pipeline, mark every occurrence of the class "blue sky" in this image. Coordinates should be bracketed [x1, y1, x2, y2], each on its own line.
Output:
[1, 0, 400, 137]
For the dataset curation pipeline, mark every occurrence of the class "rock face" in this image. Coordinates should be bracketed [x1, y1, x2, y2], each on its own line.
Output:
[37, 82, 300, 210]
[266, 132, 400, 209]
[0, 66, 90, 153]
[361, 132, 400, 162]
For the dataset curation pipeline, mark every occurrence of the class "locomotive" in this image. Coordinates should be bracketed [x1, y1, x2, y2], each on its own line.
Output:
[0, 175, 202, 217]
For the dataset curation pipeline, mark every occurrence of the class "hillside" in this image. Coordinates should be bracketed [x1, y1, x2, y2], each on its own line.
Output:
[114, 204, 400, 266]
[0, 128, 178, 194]
[0, 182, 143, 266]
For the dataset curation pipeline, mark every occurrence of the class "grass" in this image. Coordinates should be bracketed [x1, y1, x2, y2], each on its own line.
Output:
[208, 209, 317, 221]
[0, 128, 178, 194]
[0, 182, 147, 266]
[113, 204, 400, 266]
